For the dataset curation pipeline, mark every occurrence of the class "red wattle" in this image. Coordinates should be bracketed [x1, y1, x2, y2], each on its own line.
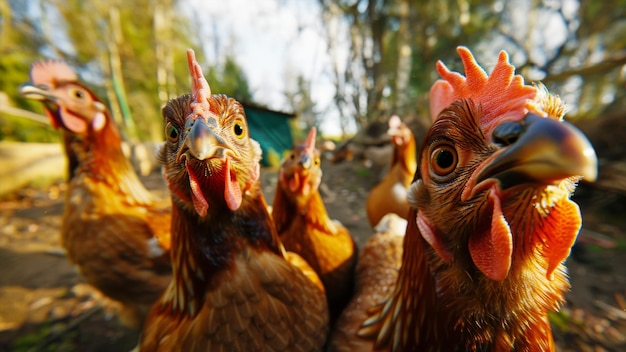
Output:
[60, 107, 88, 133]
[224, 158, 243, 211]
[186, 162, 209, 217]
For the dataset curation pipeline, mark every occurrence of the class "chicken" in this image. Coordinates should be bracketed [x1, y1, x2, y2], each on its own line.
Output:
[271, 127, 357, 322]
[365, 115, 417, 227]
[329, 212, 407, 351]
[19, 60, 172, 328]
[139, 49, 328, 351]
[329, 47, 598, 351]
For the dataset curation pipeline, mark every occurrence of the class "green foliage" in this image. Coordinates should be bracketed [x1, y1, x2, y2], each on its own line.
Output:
[205, 56, 253, 101]
[321, 0, 625, 130]
[12, 320, 77, 352]
[0, 0, 254, 143]
[0, 114, 60, 142]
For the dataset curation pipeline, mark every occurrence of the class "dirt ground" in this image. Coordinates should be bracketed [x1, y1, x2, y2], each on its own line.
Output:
[0, 157, 624, 351]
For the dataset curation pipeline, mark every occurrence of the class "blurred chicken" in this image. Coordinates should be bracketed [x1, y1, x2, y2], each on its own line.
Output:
[330, 120, 390, 165]
[365, 115, 417, 227]
[329, 213, 406, 351]
[329, 47, 598, 351]
[139, 49, 328, 351]
[271, 127, 357, 322]
[20, 60, 171, 328]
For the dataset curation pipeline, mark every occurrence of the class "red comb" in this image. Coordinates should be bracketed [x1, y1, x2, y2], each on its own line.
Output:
[304, 127, 317, 152]
[429, 47, 538, 135]
[30, 60, 77, 86]
[186, 49, 212, 120]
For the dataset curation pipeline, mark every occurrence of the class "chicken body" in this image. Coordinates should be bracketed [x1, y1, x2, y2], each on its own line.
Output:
[272, 127, 357, 321]
[329, 47, 597, 351]
[365, 115, 417, 227]
[20, 61, 171, 327]
[329, 213, 406, 351]
[140, 50, 328, 351]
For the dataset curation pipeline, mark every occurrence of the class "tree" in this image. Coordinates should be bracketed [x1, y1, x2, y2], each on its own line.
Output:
[0, 0, 60, 142]
[204, 56, 253, 102]
[317, 0, 625, 131]
[50, 0, 198, 141]
[0, 0, 254, 143]
[285, 75, 314, 128]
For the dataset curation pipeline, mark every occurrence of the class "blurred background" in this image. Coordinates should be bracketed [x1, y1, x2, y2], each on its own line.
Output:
[2, 0, 624, 141]
[0, 0, 625, 351]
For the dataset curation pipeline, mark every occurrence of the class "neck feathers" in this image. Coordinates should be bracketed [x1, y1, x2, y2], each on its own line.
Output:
[65, 117, 153, 204]
[391, 134, 417, 185]
[163, 186, 280, 316]
[361, 208, 561, 351]
[273, 186, 336, 235]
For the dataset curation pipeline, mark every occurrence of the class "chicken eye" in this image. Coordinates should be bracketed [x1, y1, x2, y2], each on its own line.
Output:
[430, 145, 457, 176]
[314, 158, 320, 166]
[71, 88, 85, 99]
[233, 121, 245, 138]
[166, 123, 179, 142]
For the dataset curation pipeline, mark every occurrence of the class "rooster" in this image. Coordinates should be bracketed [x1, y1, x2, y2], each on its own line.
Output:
[365, 115, 417, 227]
[139, 49, 328, 351]
[19, 61, 172, 328]
[271, 127, 357, 322]
[329, 47, 598, 351]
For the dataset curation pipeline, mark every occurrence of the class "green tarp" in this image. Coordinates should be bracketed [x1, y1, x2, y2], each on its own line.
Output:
[243, 105, 294, 166]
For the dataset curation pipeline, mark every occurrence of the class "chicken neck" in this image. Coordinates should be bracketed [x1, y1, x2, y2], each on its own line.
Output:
[162, 185, 281, 316]
[372, 203, 564, 351]
[63, 119, 153, 205]
[273, 186, 336, 236]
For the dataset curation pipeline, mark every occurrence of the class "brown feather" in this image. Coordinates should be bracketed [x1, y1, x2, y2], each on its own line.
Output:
[272, 129, 357, 322]
[141, 50, 328, 351]
[20, 61, 171, 328]
[366, 116, 417, 226]
[329, 47, 596, 351]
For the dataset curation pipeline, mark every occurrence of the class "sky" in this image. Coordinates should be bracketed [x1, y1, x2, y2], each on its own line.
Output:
[184, 0, 348, 136]
[181, 0, 589, 136]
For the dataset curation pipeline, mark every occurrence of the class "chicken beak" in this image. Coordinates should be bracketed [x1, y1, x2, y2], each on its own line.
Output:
[299, 153, 313, 169]
[19, 83, 63, 129]
[477, 114, 598, 188]
[19, 83, 57, 102]
[184, 117, 229, 161]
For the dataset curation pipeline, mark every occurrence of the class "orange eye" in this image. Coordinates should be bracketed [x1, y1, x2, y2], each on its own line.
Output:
[165, 122, 179, 143]
[70, 88, 86, 99]
[430, 145, 457, 176]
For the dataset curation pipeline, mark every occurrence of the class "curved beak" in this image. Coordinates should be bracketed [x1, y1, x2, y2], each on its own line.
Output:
[19, 83, 57, 102]
[477, 114, 598, 188]
[299, 152, 312, 169]
[183, 117, 230, 161]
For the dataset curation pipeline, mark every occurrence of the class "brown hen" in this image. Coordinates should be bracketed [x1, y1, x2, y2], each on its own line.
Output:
[365, 115, 417, 227]
[271, 127, 357, 322]
[20, 61, 171, 328]
[329, 47, 598, 351]
[139, 49, 328, 351]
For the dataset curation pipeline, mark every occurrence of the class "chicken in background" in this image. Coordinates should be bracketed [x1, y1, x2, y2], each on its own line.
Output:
[365, 115, 417, 227]
[329, 212, 406, 351]
[19, 61, 172, 328]
[139, 49, 328, 351]
[330, 120, 391, 166]
[329, 47, 597, 351]
[271, 127, 357, 322]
